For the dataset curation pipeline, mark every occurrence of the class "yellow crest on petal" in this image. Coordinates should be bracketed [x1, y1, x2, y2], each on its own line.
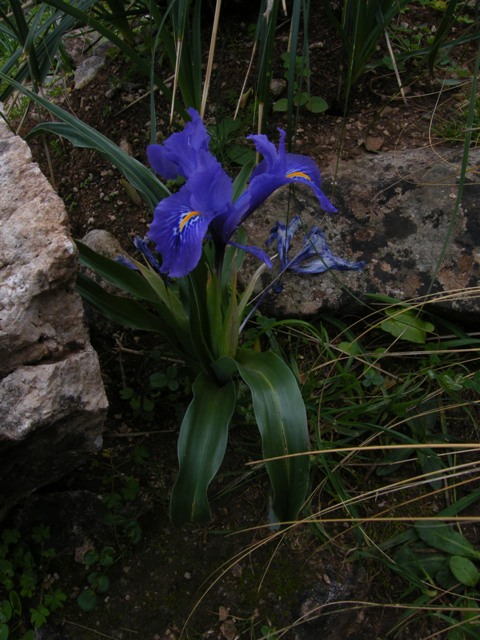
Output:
[286, 171, 311, 181]
[179, 210, 201, 232]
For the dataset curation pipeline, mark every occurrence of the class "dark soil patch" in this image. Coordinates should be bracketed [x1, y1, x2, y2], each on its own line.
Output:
[5, 2, 479, 639]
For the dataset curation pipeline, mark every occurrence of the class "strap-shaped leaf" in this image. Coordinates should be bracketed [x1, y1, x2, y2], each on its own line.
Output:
[76, 272, 164, 334]
[27, 120, 168, 211]
[0, 73, 169, 210]
[76, 240, 160, 303]
[235, 349, 310, 524]
[170, 373, 236, 525]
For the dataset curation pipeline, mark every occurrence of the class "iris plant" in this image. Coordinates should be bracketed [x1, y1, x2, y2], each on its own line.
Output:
[77, 108, 364, 527]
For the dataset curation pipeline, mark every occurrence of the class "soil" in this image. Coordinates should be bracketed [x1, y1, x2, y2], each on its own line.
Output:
[4, 2, 479, 639]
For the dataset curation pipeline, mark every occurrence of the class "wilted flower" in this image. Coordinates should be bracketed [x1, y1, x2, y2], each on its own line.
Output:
[267, 215, 365, 275]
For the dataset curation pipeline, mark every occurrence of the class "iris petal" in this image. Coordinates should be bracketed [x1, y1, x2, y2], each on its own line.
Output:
[133, 236, 163, 272]
[147, 108, 211, 180]
[228, 240, 272, 268]
[148, 186, 212, 277]
[266, 217, 302, 265]
[290, 227, 365, 274]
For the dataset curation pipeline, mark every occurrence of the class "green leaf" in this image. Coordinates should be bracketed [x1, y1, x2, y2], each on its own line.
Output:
[99, 546, 116, 567]
[75, 273, 165, 334]
[272, 98, 288, 112]
[232, 159, 255, 201]
[235, 350, 310, 524]
[76, 241, 160, 303]
[307, 96, 329, 113]
[1, 530, 20, 547]
[31, 524, 50, 544]
[0, 624, 8, 640]
[8, 591, 21, 617]
[77, 589, 98, 612]
[0, 601, 11, 624]
[43, 589, 66, 612]
[170, 373, 236, 525]
[417, 449, 444, 490]
[95, 575, 110, 593]
[381, 308, 435, 344]
[29, 119, 167, 211]
[124, 520, 142, 544]
[30, 604, 49, 629]
[394, 545, 448, 584]
[435, 564, 457, 590]
[449, 555, 480, 587]
[83, 550, 99, 567]
[415, 522, 480, 560]
[376, 446, 414, 476]
[0, 72, 169, 210]
[227, 145, 256, 168]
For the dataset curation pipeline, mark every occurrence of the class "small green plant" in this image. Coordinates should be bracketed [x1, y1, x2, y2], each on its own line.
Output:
[76, 460, 146, 613]
[379, 305, 436, 344]
[259, 624, 280, 639]
[207, 117, 256, 168]
[77, 546, 116, 613]
[0, 526, 66, 638]
[48, 137, 65, 158]
[391, 521, 480, 637]
[320, 0, 408, 110]
[433, 92, 480, 147]
[273, 52, 328, 114]
[120, 361, 188, 421]
[102, 473, 142, 546]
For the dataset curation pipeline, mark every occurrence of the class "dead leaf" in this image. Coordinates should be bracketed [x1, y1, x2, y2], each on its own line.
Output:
[219, 606, 229, 622]
[360, 135, 384, 153]
[220, 620, 237, 640]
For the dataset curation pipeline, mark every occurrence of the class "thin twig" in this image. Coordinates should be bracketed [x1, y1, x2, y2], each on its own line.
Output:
[384, 29, 407, 106]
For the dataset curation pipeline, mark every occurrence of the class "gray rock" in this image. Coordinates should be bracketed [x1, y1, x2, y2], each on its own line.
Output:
[73, 38, 114, 90]
[0, 133, 84, 375]
[243, 146, 480, 320]
[81, 228, 125, 259]
[0, 110, 108, 520]
[74, 54, 106, 90]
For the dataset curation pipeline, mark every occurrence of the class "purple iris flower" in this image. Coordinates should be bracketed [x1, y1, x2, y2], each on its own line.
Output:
[245, 129, 337, 217]
[146, 109, 338, 278]
[267, 216, 365, 275]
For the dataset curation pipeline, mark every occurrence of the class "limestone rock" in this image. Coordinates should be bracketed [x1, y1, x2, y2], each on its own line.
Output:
[0, 126, 83, 375]
[243, 146, 480, 320]
[0, 350, 106, 518]
[73, 41, 114, 90]
[81, 228, 125, 260]
[0, 110, 108, 520]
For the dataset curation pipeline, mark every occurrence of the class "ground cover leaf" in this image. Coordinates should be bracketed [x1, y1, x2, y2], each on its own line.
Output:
[415, 522, 480, 560]
[449, 555, 480, 587]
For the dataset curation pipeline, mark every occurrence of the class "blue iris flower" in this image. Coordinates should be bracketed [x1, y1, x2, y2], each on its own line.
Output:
[267, 215, 365, 275]
[146, 108, 339, 278]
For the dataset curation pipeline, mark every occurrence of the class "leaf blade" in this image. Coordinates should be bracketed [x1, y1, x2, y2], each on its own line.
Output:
[415, 521, 480, 560]
[170, 373, 236, 525]
[235, 350, 310, 524]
